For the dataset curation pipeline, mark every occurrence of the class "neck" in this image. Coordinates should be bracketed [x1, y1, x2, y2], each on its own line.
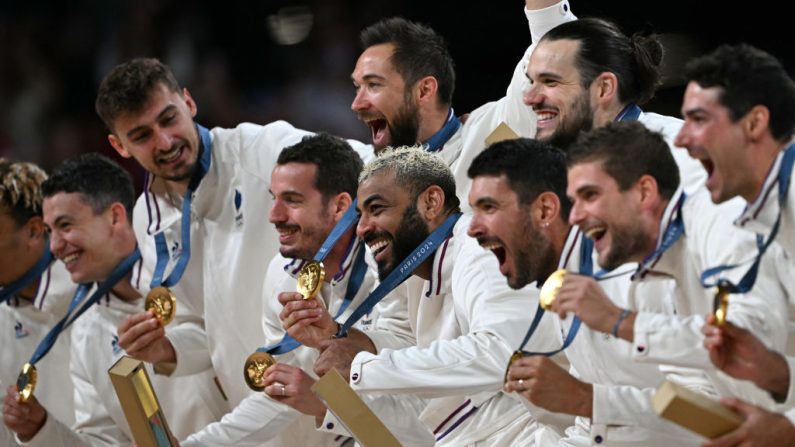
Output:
[164, 178, 190, 198]
[638, 198, 673, 262]
[109, 241, 141, 302]
[322, 228, 356, 282]
[418, 106, 450, 144]
[595, 101, 628, 128]
[547, 221, 571, 278]
[15, 242, 48, 301]
[742, 141, 788, 202]
[414, 257, 434, 281]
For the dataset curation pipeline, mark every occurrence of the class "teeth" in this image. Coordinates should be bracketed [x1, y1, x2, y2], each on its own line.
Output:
[63, 253, 78, 264]
[278, 227, 298, 236]
[369, 239, 388, 253]
[160, 147, 181, 162]
[536, 112, 555, 121]
[585, 226, 606, 240]
[481, 242, 502, 251]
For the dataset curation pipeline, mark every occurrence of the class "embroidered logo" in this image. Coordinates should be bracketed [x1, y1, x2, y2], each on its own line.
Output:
[234, 189, 244, 227]
[14, 321, 29, 339]
[359, 313, 373, 331]
[111, 335, 122, 354]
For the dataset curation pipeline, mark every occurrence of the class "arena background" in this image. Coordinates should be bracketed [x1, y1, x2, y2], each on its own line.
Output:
[1, 0, 788, 191]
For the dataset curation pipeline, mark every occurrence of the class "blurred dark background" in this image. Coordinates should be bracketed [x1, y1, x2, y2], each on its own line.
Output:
[0, 0, 789, 187]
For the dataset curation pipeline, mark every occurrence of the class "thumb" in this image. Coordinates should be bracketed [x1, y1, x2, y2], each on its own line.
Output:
[719, 397, 752, 419]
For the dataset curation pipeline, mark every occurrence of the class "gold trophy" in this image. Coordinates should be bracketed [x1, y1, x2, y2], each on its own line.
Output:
[713, 281, 730, 326]
[297, 261, 324, 300]
[16, 363, 37, 403]
[145, 287, 177, 326]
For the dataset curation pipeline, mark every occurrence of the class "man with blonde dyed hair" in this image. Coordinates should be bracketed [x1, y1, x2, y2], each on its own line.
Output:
[278, 146, 563, 445]
[1, 159, 77, 445]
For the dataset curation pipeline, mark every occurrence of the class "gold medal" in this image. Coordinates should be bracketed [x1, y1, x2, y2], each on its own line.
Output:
[243, 352, 277, 391]
[145, 286, 177, 326]
[297, 261, 324, 300]
[539, 269, 567, 310]
[713, 283, 730, 326]
[16, 363, 37, 403]
[504, 350, 524, 383]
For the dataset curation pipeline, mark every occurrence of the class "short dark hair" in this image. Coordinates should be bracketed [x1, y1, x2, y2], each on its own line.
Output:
[360, 17, 455, 106]
[42, 153, 136, 222]
[0, 159, 47, 226]
[567, 121, 680, 200]
[277, 133, 364, 200]
[468, 138, 571, 220]
[96, 57, 182, 133]
[542, 18, 663, 105]
[683, 43, 795, 142]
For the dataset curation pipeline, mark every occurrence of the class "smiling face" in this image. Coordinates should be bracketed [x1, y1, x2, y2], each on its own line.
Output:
[268, 162, 337, 260]
[351, 43, 420, 152]
[108, 83, 201, 188]
[675, 82, 755, 203]
[525, 39, 594, 149]
[43, 192, 121, 283]
[467, 175, 554, 289]
[356, 170, 429, 280]
[567, 161, 652, 270]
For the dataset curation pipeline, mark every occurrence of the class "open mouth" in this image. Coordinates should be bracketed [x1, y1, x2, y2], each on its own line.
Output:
[701, 158, 715, 179]
[367, 119, 388, 146]
[62, 252, 79, 267]
[479, 239, 507, 267]
[157, 145, 184, 164]
[584, 225, 607, 242]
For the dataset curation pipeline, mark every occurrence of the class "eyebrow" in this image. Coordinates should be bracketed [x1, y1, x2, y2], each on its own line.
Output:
[681, 106, 708, 118]
[361, 193, 386, 210]
[125, 104, 178, 139]
[353, 73, 388, 84]
[472, 197, 499, 208]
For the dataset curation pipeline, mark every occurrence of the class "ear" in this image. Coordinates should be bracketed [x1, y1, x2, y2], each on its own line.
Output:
[24, 216, 46, 243]
[108, 134, 131, 159]
[414, 76, 439, 107]
[417, 185, 446, 221]
[636, 174, 660, 209]
[744, 105, 771, 142]
[108, 202, 129, 228]
[532, 191, 561, 228]
[182, 88, 198, 118]
[330, 192, 353, 223]
[591, 72, 619, 107]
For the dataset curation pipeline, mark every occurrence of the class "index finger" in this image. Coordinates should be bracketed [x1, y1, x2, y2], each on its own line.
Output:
[118, 310, 156, 334]
[278, 291, 305, 306]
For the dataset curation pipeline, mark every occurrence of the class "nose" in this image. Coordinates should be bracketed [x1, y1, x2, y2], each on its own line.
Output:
[351, 88, 370, 113]
[673, 123, 691, 149]
[154, 127, 174, 151]
[523, 82, 542, 107]
[568, 199, 587, 227]
[269, 199, 286, 225]
[49, 230, 65, 258]
[356, 213, 374, 240]
[467, 213, 485, 239]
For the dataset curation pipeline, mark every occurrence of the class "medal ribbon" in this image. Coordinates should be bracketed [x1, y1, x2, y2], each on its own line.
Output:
[424, 108, 462, 153]
[258, 200, 366, 356]
[28, 249, 141, 365]
[700, 143, 795, 293]
[336, 212, 463, 338]
[149, 124, 212, 290]
[1, 246, 53, 305]
[615, 103, 642, 122]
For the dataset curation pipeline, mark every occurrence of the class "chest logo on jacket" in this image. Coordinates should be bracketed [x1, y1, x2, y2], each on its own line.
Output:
[111, 334, 122, 354]
[234, 189, 244, 227]
[14, 321, 29, 339]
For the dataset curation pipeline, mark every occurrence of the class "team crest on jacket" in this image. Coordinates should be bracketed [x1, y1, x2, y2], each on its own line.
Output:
[14, 321, 29, 339]
[234, 189, 244, 227]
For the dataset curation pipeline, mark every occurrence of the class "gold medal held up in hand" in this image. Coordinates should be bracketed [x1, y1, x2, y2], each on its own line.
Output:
[297, 261, 324, 300]
[713, 281, 730, 326]
[16, 363, 37, 403]
[504, 350, 525, 383]
[243, 352, 277, 391]
[145, 286, 177, 326]
[539, 269, 567, 310]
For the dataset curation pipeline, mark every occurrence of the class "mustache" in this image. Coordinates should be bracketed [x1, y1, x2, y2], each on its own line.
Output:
[274, 223, 300, 232]
[363, 230, 392, 245]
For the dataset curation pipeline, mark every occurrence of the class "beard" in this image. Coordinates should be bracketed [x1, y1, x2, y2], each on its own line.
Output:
[376, 204, 429, 281]
[598, 222, 648, 271]
[540, 92, 594, 152]
[388, 97, 421, 149]
[509, 220, 555, 290]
